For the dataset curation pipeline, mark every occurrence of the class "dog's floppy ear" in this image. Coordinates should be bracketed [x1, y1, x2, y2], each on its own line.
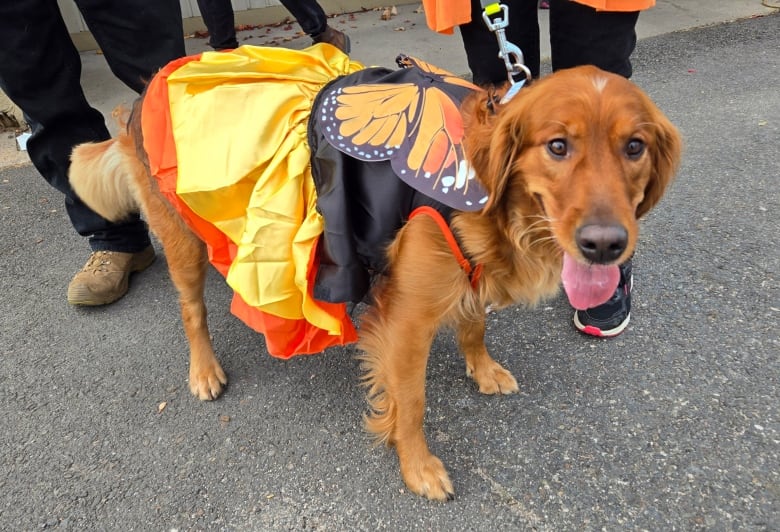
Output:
[463, 89, 528, 214]
[636, 103, 683, 218]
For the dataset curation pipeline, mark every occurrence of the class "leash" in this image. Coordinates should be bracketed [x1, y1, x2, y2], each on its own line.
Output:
[479, 0, 531, 103]
[402, 5, 531, 289]
[408, 206, 483, 291]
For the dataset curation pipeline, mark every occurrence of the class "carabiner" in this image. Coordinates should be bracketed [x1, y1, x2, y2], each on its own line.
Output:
[481, 3, 532, 88]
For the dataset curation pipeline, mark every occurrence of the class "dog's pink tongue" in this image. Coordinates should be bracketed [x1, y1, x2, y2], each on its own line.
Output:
[561, 252, 620, 310]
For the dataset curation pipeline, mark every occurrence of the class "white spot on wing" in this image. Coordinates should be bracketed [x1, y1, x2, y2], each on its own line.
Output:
[455, 161, 469, 189]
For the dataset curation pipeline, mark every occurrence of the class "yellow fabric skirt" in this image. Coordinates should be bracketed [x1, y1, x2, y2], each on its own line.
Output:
[166, 45, 364, 336]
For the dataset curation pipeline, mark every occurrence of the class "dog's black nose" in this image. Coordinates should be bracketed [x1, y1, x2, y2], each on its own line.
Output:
[576, 223, 628, 264]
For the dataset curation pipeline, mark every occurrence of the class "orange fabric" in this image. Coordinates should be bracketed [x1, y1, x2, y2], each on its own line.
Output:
[141, 55, 234, 277]
[422, 0, 655, 35]
[573, 0, 655, 11]
[422, 0, 471, 34]
[141, 54, 358, 359]
[229, 244, 358, 359]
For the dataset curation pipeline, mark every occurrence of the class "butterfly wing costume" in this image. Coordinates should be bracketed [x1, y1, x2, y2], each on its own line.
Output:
[141, 45, 483, 358]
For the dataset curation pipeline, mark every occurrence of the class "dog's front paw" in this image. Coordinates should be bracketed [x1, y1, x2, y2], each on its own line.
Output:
[189, 360, 227, 401]
[466, 359, 519, 395]
[400, 452, 455, 501]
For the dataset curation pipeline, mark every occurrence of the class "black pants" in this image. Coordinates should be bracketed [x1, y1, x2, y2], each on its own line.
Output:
[196, 0, 239, 50]
[460, 0, 640, 85]
[278, 0, 329, 37]
[0, 0, 185, 252]
[196, 0, 330, 50]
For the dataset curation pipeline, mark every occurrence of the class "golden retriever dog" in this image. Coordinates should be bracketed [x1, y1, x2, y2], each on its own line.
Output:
[69, 61, 681, 501]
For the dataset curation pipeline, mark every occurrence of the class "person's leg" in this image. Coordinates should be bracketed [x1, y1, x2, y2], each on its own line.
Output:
[549, 0, 639, 78]
[459, 0, 540, 86]
[67, 0, 186, 304]
[75, 0, 186, 93]
[277, 0, 350, 52]
[195, 0, 239, 50]
[0, 0, 152, 255]
[71, 0, 185, 254]
[548, 0, 641, 336]
[278, 0, 328, 35]
[0, 0, 184, 305]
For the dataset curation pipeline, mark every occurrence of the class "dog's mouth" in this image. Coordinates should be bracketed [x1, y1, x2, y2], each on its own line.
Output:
[534, 193, 620, 309]
[560, 253, 620, 310]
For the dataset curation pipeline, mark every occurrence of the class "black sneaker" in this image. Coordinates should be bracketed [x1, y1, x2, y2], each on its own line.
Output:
[573, 259, 633, 337]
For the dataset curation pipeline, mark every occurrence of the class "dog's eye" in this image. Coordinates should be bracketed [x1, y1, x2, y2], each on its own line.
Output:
[547, 139, 568, 159]
[626, 138, 646, 159]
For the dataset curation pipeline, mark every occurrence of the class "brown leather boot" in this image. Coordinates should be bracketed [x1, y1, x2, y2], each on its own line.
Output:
[312, 25, 351, 54]
[67, 246, 156, 306]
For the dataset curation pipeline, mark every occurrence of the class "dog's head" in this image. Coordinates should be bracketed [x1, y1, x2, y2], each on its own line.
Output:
[464, 65, 682, 308]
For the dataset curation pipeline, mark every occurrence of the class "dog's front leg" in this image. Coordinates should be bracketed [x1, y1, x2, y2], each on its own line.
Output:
[361, 296, 454, 501]
[457, 315, 519, 395]
[360, 217, 467, 501]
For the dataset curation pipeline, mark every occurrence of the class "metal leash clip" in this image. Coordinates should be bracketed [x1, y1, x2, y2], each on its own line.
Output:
[480, 2, 531, 103]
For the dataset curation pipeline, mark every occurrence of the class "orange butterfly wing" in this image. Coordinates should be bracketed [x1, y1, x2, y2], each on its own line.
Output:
[331, 83, 419, 157]
[407, 87, 464, 178]
[316, 60, 488, 210]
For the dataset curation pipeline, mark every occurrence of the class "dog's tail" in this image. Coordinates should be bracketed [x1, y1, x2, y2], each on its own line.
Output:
[69, 133, 142, 222]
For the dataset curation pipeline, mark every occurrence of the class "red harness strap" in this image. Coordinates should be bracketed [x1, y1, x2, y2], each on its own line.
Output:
[408, 206, 483, 290]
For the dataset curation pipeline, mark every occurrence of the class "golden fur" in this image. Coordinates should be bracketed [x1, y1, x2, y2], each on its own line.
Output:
[69, 65, 681, 501]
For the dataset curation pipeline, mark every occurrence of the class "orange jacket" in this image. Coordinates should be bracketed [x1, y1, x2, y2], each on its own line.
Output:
[422, 0, 471, 34]
[575, 0, 654, 10]
[423, 0, 655, 34]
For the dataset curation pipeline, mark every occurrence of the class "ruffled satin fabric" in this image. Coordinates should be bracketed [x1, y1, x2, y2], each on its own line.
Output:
[141, 45, 363, 358]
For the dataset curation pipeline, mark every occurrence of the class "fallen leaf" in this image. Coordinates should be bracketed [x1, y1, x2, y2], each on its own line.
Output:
[158, 401, 167, 413]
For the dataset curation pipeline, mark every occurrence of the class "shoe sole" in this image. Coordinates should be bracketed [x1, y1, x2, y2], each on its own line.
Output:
[573, 311, 630, 337]
[67, 247, 156, 306]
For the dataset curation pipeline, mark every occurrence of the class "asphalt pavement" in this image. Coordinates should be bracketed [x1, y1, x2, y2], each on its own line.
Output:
[1, 7, 778, 532]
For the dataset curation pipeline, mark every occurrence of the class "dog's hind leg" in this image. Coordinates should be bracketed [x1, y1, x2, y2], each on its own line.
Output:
[456, 316, 519, 395]
[139, 188, 227, 400]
